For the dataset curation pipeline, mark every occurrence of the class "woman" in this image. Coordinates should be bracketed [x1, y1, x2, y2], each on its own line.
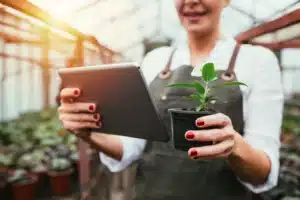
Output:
[58, 0, 283, 199]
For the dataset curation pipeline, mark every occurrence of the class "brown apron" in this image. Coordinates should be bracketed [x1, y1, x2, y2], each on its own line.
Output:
[134, 43, 253, 200]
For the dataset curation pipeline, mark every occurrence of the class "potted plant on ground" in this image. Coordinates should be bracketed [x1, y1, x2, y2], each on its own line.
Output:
[31, 149, 48, 186]
[8, 169, 38, 200]
[48, 157, 73, 196]
[0, 150, 14, 171]
[17, 149, 48, 187]
[167, 63, 247, 151]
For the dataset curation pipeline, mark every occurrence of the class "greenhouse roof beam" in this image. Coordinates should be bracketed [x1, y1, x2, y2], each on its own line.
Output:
[250, 39, 300, 50]
[236, 9, 300, 42]
[0, 0, 119, 55]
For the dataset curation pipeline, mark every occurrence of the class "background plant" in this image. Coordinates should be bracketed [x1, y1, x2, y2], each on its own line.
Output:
[8, 169, 32, 184]
[49, 157, 72, 172]
[0, 107, 77, 172]
[167, 63, 247, 111]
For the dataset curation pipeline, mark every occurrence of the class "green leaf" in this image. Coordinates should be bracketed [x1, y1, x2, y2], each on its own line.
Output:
[205, 96, 218, 102]
[184, 94, 201, 101]
[212, 81, 248, 88]
[193, 81, 205, 95]
[223, 81, 247, 87]
[202, 63, 217, 82]
[211, 77, 218, 81]
[167, 83, 195, 88]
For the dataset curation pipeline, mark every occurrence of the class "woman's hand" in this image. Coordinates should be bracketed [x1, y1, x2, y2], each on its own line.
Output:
[58, 88, 101, 138]
[185, 113, 240, 160]
[185, 113, 272, 185]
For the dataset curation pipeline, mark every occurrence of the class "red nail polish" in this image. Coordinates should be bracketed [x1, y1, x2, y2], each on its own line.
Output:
[73, 90, 79, 96]
[190, 150, 198, 157]
[186, 131, 195, 139]
[93, 114, 99, 120]
[89, 105, 95, 112]
[196, 120, 205, 126]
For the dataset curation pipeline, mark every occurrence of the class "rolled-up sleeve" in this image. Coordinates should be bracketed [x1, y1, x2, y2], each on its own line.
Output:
[100, 136, 146, 172]
[240, 47, 284, 193]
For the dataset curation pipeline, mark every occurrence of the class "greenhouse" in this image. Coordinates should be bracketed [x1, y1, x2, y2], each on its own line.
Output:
[0, 0, 300, 200]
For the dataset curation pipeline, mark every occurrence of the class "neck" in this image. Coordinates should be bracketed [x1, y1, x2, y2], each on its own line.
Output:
[188, 28, 220, 59]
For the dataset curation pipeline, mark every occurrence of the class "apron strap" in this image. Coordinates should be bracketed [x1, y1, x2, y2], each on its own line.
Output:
[225, 42, 241, 76]
[159, 48, 176, 80]
[159, 43, 241, 80]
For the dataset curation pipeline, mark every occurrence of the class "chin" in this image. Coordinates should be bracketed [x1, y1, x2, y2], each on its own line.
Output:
[185, 24, 213, 37]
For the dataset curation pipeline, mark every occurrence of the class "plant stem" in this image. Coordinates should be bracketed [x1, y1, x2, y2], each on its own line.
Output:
[200, 82, 209, 111]
[204, 82, 208, 99]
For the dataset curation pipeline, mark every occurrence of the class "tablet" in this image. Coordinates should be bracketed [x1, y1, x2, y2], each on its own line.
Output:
[58, 63, 169, 142]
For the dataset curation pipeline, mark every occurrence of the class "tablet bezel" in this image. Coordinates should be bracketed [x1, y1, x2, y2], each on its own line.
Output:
[58, 62, 140, 74]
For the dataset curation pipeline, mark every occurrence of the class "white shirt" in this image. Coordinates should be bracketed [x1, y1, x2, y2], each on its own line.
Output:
[99, 37, 284, 194]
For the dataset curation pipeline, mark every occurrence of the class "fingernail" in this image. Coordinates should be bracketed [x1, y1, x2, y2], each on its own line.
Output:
[186, 131, 195, 139]
[196, 120, 205, 126]
[98, 121, 102, 128]
[190, 149, 198, 157]
[93, 114, 99, 120]
[89, 105, 95, 112]
[73, 89, 79, 96]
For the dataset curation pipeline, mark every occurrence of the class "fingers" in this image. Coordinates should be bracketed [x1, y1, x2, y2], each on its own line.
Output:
[59, 113, 100, 123]
[195, 113, 232, 128]
[58, 112, 101, 135]
[58, 88, 102, 135]
[185, 125, 237, 160]
[58, 102, 96, 113]
[185, 127, 234, 143]
[188, 139, 235, 159]
[62, 120, 101, 132]
[60, 88, 81, 103]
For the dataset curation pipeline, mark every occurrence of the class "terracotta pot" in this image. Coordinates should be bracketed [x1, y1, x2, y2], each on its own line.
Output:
[30, 171, 46, 186]
[48, 168, 73, 196]
[11, 174, 38, 200]
[168, 108, 215, 151]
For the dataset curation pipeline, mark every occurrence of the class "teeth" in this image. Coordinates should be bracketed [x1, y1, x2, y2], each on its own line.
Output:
[185, 13, 204, 16]
[184, 12, 206, 16]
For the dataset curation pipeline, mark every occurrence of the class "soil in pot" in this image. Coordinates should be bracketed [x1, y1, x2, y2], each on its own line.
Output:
[169, 108, 216, 151]
[11, 174, 38, 200]
[48, 168, 73, 196]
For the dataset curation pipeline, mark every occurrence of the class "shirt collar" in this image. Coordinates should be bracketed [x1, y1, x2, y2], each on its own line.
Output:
[174, 36, 237, 76]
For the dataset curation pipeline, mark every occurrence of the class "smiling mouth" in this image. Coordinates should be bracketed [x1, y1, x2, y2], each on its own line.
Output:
[182, 11, 209, 18]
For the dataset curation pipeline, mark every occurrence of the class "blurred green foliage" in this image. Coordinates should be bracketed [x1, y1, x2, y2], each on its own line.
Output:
[0, 107, 77, 172]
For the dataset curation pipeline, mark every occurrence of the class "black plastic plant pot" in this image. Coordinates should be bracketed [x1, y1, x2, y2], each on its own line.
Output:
[168, 108, 215, 151]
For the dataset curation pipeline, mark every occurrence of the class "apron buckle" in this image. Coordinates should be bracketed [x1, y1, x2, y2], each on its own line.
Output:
[159, 70, 172, 80]
[221, 71, 235, 81]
